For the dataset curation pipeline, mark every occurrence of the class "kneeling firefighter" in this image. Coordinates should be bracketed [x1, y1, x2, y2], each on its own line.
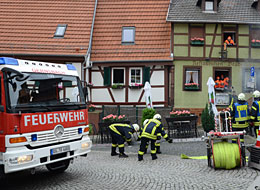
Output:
[109, 123, 139, 158]
[138, 114, 172, 161]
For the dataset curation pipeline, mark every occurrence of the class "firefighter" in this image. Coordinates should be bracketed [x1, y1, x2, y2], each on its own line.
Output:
[225, 36, 235, 46]
[250, 90, 260, 138]
[214, 76, 220, 88]
[109, 123, 139, 158]
[230, 93, 249, 144]
[138, 114, 172, 161]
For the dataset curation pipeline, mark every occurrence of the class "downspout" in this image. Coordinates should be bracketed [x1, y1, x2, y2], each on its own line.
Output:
[82, 0, 98, 80]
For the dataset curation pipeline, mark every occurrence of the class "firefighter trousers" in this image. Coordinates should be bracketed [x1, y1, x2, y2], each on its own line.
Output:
[138, 137, 156, 159]
[109, 129, 125, 154]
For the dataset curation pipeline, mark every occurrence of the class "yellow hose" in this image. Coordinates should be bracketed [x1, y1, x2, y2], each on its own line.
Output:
[213, 142, 241, 169]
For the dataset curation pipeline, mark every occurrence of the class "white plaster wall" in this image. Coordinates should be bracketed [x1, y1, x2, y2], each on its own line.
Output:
[71, 62, 82, 79]
[92, 89, 112, 102]
[140, 87, 164, 102]
[150, 71, 164, 85]
[111, 89, 125, 102]
[92, 71, 103, 86]
[128, 89, 143, 102]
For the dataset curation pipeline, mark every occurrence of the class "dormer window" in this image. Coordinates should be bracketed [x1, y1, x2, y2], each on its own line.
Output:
[205, 0, 214, 11]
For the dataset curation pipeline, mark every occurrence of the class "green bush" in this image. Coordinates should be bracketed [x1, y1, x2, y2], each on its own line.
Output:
[201, 103, 215, 132]
[141, 108, 156, 126]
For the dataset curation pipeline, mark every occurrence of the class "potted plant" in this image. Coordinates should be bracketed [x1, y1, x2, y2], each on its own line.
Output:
[190, 37, 204, 46]
[129, 83, 144, 89]
[201, 103, 215, 133]
[184, 83, 199, 90]
[170, 110, 191, 117]
[251, 39, 260, 48]
[111, 84, 124, 89]
[88, 104, 96, 112]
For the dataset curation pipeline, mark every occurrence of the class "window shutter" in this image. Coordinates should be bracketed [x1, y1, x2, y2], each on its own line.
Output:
[143, 67, 150, 84]
[104, 67, 111, 86]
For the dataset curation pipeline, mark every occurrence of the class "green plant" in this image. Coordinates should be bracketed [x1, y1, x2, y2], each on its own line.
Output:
[141, 108, 156, 126]
[88, 124, 93, 135]
[201, 103, 215, 132]
[111, 84, 123, 89]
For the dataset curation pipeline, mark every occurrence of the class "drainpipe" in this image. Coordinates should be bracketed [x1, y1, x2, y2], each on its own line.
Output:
[82, 0, 98, 81]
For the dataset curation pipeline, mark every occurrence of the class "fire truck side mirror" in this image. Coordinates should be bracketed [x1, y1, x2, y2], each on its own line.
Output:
[0, 105, 4, 112]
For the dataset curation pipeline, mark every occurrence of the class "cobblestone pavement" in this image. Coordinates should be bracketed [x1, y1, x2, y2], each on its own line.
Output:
[1, 137, 259, 190]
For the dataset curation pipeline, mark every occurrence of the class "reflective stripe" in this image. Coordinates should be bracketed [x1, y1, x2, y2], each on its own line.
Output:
[252, 106, 257, 111]
[118, 144, 124, 148]
[155, 143, 160, 146]
[251, 116, 256, 120]
[109, 124, 121, 136]
[163, 134, 168, 139]
[232, 124, 248, 128]
[151, 150, 156, 154]
[138, 151, 144, 155]
[240, 139, 244, 142]
[112, 144, 117, 147]
[126, 139, 131, 142]
[141, 132, 157, 140]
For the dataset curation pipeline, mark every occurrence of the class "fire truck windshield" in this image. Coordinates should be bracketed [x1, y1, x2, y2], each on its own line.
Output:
[5, 72, 86, 112]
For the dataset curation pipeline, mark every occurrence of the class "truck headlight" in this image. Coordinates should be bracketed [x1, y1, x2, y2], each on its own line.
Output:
[9, 155, 33, 164]
[81, 142, 90, 149]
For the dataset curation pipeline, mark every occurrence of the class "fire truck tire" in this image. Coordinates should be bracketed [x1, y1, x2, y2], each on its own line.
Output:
[46, 159, 70, 173]
[0, 165, 6, 179]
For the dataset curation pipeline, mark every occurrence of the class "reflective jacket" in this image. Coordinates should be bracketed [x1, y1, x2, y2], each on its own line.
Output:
[140, 119, 168, 140]
[109, 123, 134, 142]
[250, 101, 260, 126]
[231, 102, 249, 128]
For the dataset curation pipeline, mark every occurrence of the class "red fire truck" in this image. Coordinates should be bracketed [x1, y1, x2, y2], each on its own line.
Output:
[0, 57, 92, 176]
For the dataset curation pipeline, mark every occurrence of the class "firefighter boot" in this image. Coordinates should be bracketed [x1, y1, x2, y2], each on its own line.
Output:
[156, 146, 161, 154]
[152, 154, 157, 160]
[119, 153, 128, 158]
[111, 147, 119, 156]
[138, 154, 143, 161]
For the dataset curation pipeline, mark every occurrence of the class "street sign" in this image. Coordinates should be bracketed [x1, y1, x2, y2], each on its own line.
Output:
[251, 67, 255, 77]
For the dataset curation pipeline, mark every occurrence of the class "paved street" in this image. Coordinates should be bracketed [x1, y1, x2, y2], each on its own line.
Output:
[1, 137, 260, 190]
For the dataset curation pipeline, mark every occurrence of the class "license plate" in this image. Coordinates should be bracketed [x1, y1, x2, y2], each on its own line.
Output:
[51, 145, 70, 155]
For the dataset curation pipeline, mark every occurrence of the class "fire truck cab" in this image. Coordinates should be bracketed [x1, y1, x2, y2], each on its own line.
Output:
[0, 57, 92, 175]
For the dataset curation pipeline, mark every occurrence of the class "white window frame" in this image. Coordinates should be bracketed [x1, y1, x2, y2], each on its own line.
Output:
[112, 67, 125, 85]
[54, 24, 67, 38]
[205, 1, 214, 11]
[122, 27, 135, 44]
[129, 67, 142, 85]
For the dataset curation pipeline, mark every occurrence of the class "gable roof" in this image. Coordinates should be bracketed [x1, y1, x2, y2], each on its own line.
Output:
[0, 0, 95, 57]
[167, 0, 260, 24]
[91, 0, 172, 62]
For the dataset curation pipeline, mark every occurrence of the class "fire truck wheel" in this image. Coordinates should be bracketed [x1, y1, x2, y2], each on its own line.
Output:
[46, 159, 70, 173]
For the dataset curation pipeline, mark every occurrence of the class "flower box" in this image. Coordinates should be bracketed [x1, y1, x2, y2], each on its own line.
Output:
[111, 84, 124, 89]
[88, 104, 96, 112]
[251, 42, 260, 48]
[190, 40, 204, 46]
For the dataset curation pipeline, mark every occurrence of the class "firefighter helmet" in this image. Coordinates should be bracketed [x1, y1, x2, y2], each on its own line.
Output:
[238, 93, 246, 101]
[132, 124, 140, 132]
[253, 90, 260, 98]
[143, 119, 149, 127]
[153, 114, 161, 120]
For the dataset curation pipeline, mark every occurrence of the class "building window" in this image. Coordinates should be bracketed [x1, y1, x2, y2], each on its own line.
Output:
[112, 68, 125, 84]
[122, 27, 135, 44]
[213, 67, 231, 92]
[242, 68, 260, 93]
[130, 68, 142, 86]
[54, 24, 67, 38]
[205, 0, 214, 11]
[223, 32, 236, 46]
[251, 28, 260, 48]
[183, 67, 201, 91]
[190, 25, 205, 46]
